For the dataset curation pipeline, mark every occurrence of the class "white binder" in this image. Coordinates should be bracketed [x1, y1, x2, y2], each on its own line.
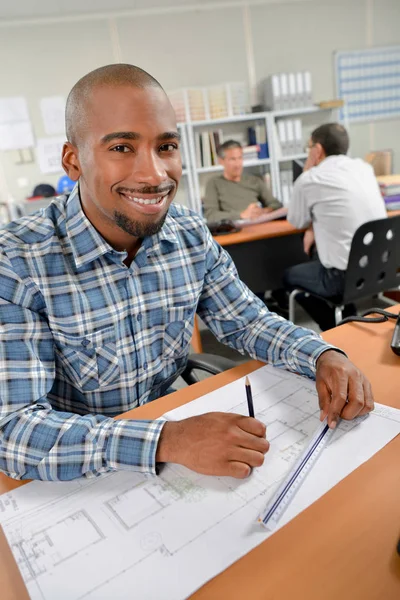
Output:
[293, 119, 303, 154]
[279, 73, 290, 110]
[277, 120, 288, 156]
[288, 73, 297, 109]
[286, 120, 295, 155]
[303, 71, 313, 106]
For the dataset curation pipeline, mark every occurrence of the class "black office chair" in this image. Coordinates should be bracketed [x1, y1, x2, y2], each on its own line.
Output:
[288, 215, 400, 325]
[180, 353, 237, 385]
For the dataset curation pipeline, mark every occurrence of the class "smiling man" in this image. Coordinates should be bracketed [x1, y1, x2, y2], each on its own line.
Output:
[0, 65, 374, 483]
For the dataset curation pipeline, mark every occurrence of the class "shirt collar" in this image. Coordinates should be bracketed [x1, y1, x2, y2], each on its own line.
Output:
[65, 184, 179, 267]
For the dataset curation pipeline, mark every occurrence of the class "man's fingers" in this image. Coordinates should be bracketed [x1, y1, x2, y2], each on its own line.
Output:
[228, 461, 252, 479]
[231, 448, 266, 469]
[238, 431, 270, 454]
[340, 372, 364, 420]
[359, 378, 375, 415]
[327, 372, 349, 428]
[238, 416, 266, 438]
[316, 378, 331, 421]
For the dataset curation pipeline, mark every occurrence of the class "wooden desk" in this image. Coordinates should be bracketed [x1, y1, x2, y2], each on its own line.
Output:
[215, 219, 307, 293]
[1, 307, 399, 600]
[213, 218, 303, 247]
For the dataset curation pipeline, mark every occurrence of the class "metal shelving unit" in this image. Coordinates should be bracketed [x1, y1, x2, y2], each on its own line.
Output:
[181, 105, 343, 214]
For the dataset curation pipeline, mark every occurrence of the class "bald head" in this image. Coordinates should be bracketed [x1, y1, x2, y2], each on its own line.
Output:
[65, 63, 163, 146]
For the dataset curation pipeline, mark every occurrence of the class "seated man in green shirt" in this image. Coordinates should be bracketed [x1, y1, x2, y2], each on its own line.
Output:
[203, 140, 281, 223]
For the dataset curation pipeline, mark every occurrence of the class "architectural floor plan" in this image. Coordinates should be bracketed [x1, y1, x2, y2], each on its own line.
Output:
[1, 364, 399, 600]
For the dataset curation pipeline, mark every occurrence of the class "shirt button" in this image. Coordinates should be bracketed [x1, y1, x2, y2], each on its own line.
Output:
[81, 339, 90, 347]
[143, 362, 148, 370]
[137, 313, 142, 322]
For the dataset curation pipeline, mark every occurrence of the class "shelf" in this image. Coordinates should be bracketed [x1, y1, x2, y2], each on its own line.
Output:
[272, 105, 337, 118]
[197, 158, 271, 174]
[189, 111, 268, 127]
[186, 105, 339, 127]
[278, 153, 307, 163]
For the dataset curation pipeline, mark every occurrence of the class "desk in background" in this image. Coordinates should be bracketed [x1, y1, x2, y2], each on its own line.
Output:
[1, 306, 399, 600]
[214, 218, 307, 293]
[191, 210, 400, 353]
[191, 219, 307, 352]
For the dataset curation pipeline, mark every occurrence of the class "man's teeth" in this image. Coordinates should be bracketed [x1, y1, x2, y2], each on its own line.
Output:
[124, 194, 167, 205]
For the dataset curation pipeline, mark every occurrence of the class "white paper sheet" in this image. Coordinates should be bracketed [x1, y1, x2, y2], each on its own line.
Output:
[0, 364, 399, 600]
[0, 121, 34, 151]
[40, 97, 66, 136]
[234, 206, 288, 227]
[36, 136, 65, 174]
[0, 97, 29, 125]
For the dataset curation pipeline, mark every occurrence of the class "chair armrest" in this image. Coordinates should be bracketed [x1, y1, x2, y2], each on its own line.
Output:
[180, 353, 236, 385]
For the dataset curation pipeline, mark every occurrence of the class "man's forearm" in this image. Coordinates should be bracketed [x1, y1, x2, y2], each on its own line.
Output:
[203, 206, 241, 222]
[0, 402, 165, 480]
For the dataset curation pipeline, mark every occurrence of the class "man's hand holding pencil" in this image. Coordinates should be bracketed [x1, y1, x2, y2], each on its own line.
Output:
[156, 410, 269, 479]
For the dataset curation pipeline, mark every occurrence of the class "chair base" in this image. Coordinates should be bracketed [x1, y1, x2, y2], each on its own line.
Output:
[288, 289, 344, 327]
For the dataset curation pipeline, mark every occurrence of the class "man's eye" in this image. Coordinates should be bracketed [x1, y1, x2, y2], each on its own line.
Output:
[111, 145, 130, 153]
[160, 143, 178, 152]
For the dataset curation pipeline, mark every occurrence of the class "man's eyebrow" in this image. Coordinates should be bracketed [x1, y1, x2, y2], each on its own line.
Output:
[100, 132, 141, 144]
[157, 131, 181, 142]
[100, 131, 181, 144]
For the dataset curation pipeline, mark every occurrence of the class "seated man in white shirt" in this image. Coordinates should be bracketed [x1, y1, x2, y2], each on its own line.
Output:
[284, 123, 387, 331]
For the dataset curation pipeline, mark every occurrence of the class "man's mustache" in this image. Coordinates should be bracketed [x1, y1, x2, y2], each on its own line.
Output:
[116, 184, 175, 195]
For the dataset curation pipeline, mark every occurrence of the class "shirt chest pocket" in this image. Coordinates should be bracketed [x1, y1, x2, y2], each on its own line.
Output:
[53, 326, 120, 391]
[163, 306, 195, 361]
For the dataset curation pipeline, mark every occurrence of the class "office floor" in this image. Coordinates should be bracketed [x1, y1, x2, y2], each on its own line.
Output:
[175, 295, 395, 390]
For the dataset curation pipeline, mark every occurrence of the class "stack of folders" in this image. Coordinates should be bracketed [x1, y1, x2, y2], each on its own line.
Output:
[377, 175, 400, 211]
[260, 72, 313, 111]
[242, 146, 260, 162]
[280, 169, 293, 206]
[274, 119, 303, 158]
[168, 83, 250, 122]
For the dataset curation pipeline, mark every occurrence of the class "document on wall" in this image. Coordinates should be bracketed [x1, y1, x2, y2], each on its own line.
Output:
[39, 96, 66, 136]
[0, 97, 35, 150]
[36, 136, 65, 174]
[0, 96, 30, 124]
[0, 364, 399, 600]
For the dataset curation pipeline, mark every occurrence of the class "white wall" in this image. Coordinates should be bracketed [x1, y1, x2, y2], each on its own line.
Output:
[0, 0, 399, 202]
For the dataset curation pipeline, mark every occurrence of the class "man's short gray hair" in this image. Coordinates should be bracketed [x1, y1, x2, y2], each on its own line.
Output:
[217, 139, 242, 159]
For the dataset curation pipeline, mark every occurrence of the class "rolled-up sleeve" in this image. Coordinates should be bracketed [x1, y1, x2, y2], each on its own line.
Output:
[197, 231, 338, 379]
[0, 255, 165, 481]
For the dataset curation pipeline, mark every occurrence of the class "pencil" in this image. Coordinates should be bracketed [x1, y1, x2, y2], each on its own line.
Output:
[245, 376, 255, 417]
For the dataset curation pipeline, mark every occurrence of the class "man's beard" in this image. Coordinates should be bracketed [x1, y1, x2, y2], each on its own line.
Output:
[114, 210, 168, 238]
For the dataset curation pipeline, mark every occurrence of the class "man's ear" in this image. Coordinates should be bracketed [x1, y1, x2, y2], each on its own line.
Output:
[218, 156, 224, 167]
[62, 142, 81, 181]
[315, 143, 326, 162]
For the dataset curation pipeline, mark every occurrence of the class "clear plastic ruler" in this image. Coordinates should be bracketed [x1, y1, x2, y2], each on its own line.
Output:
[258, 419, 335, 530]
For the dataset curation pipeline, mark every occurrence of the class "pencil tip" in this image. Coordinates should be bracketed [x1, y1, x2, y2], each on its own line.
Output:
[245, 376, 249, 385]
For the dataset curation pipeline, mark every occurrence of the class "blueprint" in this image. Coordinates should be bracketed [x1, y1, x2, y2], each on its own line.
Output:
[0, 364, 399, 600]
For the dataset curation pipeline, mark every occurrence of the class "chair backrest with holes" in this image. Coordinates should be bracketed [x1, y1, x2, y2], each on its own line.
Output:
[342, 215, 400, 304]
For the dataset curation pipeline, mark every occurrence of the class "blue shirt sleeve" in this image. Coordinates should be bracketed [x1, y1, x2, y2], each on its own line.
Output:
[197, 231, 338, 379]
[0, 254, 164, 481]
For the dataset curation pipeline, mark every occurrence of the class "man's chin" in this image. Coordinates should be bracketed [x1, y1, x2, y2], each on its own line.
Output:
[114, 209, 169, 238]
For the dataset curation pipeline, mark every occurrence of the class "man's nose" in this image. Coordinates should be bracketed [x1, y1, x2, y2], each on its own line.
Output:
[134, 149, 168, 185]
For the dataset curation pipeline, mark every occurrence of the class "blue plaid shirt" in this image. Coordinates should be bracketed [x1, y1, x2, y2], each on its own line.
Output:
[0, 186, 334, 481]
